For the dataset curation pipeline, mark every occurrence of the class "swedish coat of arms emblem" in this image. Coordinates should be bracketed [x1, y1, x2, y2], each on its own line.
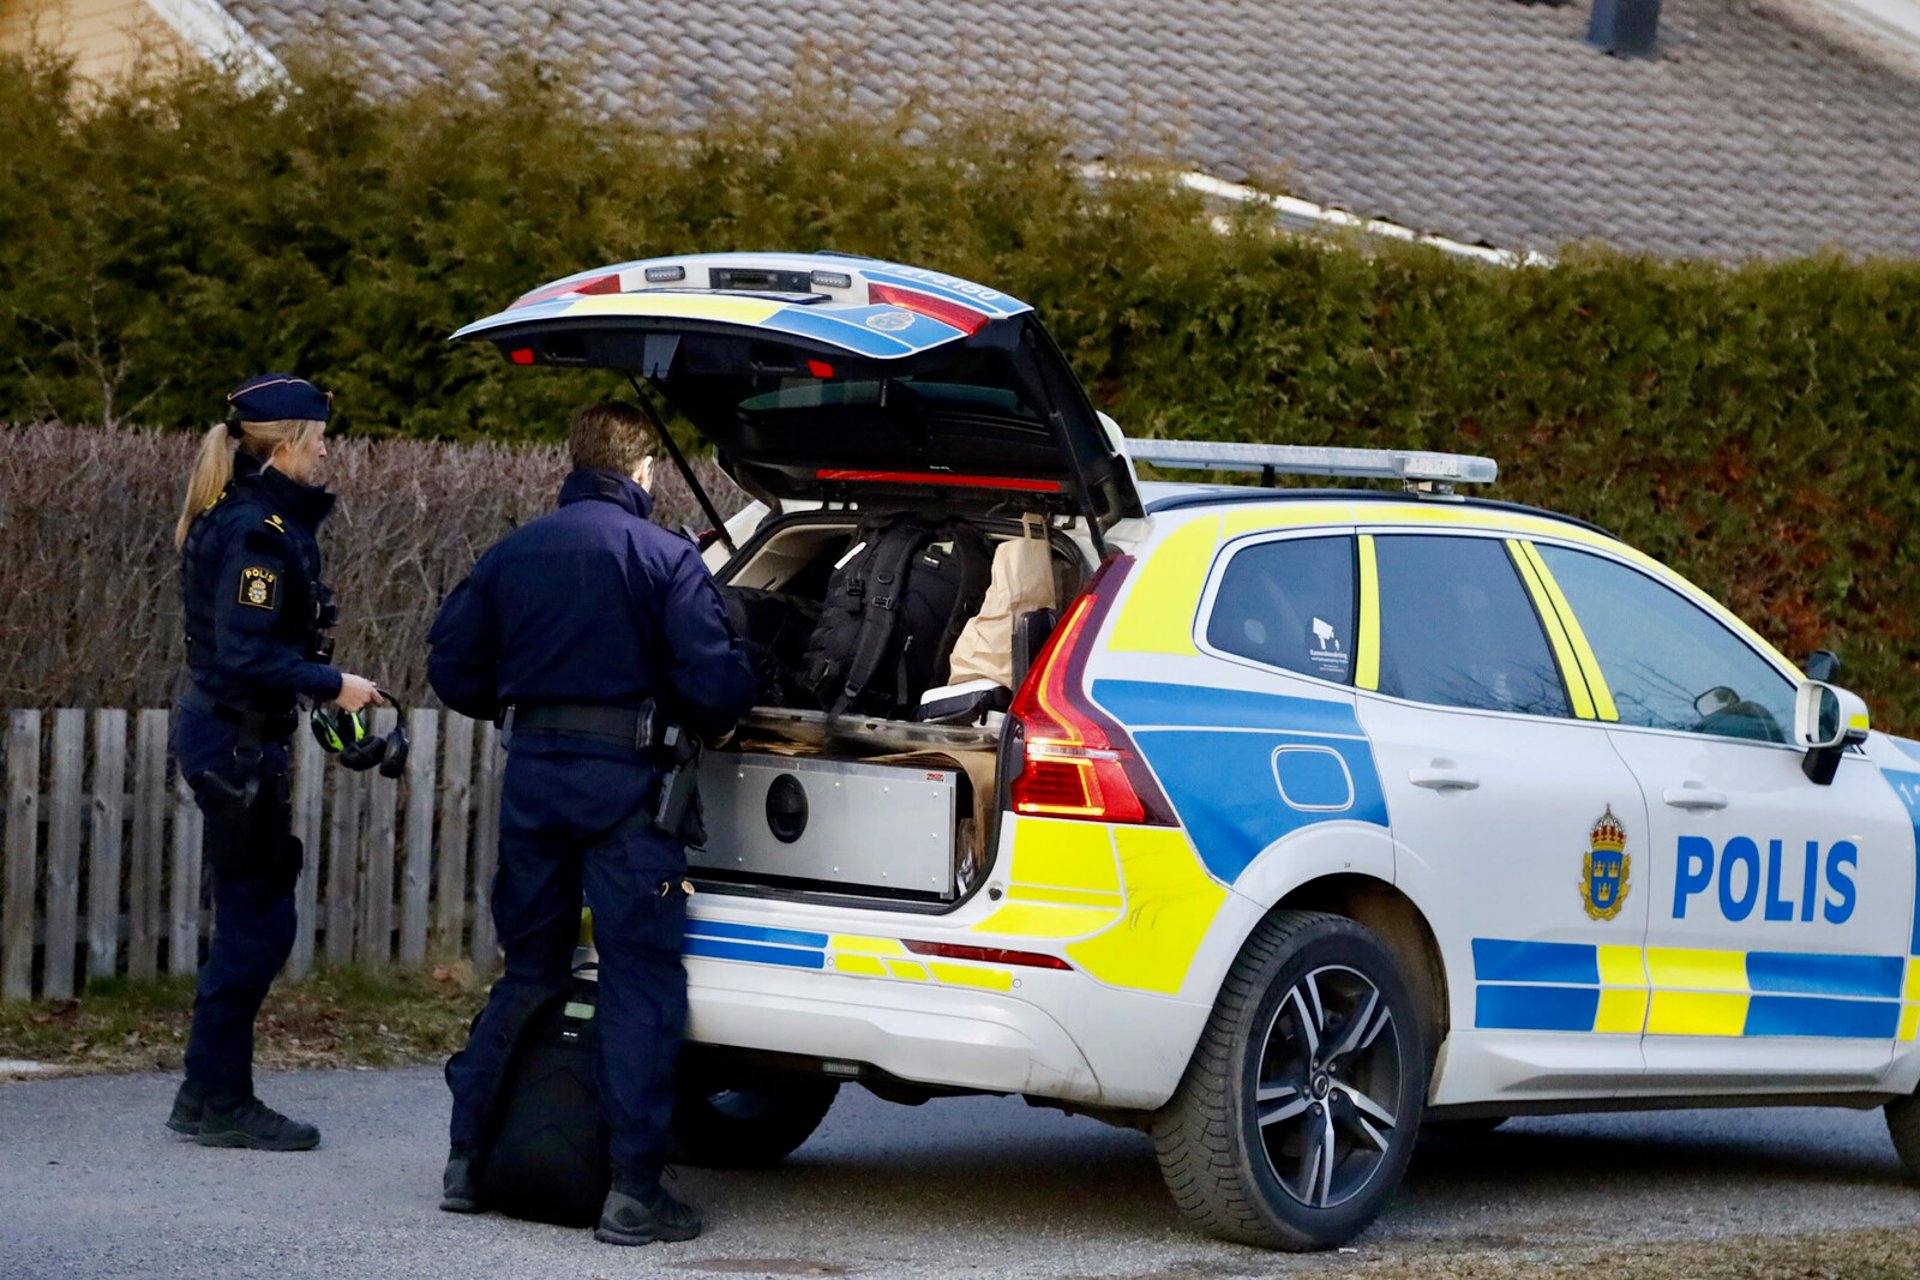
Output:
[237, 565, 277, 610]
[1580, 805, 1630, 922]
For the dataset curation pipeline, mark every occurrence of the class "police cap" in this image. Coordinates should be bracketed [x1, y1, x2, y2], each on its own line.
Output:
[227, 373, 332, 424]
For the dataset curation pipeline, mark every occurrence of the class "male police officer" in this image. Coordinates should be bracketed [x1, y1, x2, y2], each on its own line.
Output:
[427, 402, 755, 1245]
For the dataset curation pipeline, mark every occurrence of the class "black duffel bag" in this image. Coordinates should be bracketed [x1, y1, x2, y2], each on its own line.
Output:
[479, 974, 610, 1227]
[722, 585, 823, 708]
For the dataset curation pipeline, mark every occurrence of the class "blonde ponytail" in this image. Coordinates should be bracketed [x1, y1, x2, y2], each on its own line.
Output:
[175, 424, 236, 548]
[174, 418, 326, 548]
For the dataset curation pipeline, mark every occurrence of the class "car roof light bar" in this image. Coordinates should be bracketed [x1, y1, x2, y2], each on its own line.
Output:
[1124, 438, 1498, 493]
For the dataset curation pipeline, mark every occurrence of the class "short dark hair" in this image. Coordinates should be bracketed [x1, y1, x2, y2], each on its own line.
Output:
[568, 402, 660, 473]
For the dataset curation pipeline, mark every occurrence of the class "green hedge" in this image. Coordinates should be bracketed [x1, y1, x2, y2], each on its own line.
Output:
[2, 49, 1917, 731]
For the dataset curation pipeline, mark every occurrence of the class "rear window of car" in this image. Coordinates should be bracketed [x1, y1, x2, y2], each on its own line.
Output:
[670, 337, 1060, 471]
[1206, 535, 1357, 684]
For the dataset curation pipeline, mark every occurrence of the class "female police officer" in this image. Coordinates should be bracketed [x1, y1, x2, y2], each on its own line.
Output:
[166, 373, 382, 1150]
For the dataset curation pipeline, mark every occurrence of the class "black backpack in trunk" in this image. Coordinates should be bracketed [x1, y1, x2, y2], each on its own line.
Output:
[801, 513, 992, 718]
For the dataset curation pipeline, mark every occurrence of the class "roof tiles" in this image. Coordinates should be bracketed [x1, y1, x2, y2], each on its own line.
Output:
[220, 0, 1920, 259]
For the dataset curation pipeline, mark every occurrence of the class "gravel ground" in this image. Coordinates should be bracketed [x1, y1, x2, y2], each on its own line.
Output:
[2, 1067, 1918, 1279]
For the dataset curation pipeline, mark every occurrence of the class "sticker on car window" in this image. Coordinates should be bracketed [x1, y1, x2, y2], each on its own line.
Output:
[1307, 617, 1350, 678]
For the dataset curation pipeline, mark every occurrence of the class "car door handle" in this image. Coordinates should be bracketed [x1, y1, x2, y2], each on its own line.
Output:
[1663, 785, 1728, 811]
[1409, 767, 1480, 792]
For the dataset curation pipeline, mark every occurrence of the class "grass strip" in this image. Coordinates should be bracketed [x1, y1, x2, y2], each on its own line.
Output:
[0, 963, 488, 1075]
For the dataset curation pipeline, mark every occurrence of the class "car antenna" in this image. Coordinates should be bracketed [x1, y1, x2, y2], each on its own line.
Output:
[626, 372, 738, 555]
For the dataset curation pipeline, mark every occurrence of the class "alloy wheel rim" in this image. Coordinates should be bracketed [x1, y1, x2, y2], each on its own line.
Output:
[1254, 963, 1402, 1210]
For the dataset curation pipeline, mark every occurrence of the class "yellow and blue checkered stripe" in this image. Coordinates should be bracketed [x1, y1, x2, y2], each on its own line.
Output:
[1472, 938, 1917, 1039]
[683, 919, 1023, 991]
[684, 919, 828, 970]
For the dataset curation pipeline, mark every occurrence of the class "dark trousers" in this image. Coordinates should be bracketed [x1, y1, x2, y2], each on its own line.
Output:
[446, 747, 688, 1180]
[185, 875, 296, 1102]
[172, 706, 297, 1105]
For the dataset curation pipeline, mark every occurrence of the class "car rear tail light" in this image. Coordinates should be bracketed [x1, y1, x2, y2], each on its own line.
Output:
[901, 939, 1072, 971]
[1007, 556, 1174, 825]
[868, 283, 989, 335]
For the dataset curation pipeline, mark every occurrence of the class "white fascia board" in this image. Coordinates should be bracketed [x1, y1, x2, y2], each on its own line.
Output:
[1172, 169, 1554, 268]
[145, 0, 287, 89]
[1810, 0, 1920, 58]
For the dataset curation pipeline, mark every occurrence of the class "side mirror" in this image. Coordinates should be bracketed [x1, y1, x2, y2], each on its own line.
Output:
[1804, 649, 1843, 684]
[1693, 686, 1739, 718]
[1795, 680, 1870, 785]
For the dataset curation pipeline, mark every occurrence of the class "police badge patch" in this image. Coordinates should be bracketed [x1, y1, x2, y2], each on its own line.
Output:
[238, 565, 278, 610]
[1580, 805, 1631, 921]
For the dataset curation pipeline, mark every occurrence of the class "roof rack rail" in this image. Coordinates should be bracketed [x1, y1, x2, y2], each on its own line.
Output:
[1124, 438, 1497, 494]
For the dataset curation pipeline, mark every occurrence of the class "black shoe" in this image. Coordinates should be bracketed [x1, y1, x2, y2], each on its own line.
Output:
[440, 1146, 483, 1213]
[194, 1098, 320, 1151]
[166, 1083, 207, 1136]
[594, 1177, 702, 1246]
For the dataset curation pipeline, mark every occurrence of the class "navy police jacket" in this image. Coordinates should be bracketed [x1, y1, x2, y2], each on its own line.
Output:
[181, 452, 342, 715]
[426, 469, 755, 748]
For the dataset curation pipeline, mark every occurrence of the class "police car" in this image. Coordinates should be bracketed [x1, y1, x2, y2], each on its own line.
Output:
[456, 252, 1920, 1250]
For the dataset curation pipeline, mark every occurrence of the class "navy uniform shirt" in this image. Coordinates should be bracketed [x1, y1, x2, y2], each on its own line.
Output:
[426, 469, 755, 748]
[181, 452, 342, 713]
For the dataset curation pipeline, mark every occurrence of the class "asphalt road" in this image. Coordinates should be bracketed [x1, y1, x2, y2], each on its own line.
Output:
[2, 1067, 1918, 1280]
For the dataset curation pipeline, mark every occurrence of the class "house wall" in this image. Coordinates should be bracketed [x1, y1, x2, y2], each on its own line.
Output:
[0, 0, 193, 84]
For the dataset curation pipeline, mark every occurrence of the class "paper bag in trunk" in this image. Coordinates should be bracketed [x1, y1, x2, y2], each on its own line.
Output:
[946, 516, 1057, 691]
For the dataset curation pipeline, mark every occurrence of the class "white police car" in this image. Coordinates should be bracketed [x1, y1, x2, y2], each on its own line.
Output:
[457, 253, 1920, 1250]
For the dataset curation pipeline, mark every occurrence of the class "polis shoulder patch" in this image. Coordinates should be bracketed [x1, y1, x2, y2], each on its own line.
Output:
[238, 565, 279, 611]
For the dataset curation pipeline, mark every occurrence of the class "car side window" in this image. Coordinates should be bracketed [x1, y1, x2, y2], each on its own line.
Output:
[1534, 544, 1795, 744]
[1206, 535, 1357, 684]
[1374, 534, 1571, 718]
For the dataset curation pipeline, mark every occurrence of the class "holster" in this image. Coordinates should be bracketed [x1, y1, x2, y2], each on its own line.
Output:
[190, 766, 301, 892]
[653, 728, 705, 847]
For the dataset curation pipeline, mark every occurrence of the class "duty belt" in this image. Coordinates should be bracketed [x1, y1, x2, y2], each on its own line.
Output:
[179, 686, 298, 739]
[500, 701, 665, 753]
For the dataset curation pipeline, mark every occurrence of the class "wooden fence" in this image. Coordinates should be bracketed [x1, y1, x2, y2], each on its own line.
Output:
[0, 707, 506, 1001]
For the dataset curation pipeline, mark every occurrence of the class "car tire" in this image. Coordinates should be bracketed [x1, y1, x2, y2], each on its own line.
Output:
[1151, 910, 1427, 1251]
[1886, 1094, 1920, 1181]
[667, 1076, 840, 1169]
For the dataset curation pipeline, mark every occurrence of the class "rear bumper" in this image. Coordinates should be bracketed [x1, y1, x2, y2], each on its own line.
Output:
[685, 955, 1104, 1103]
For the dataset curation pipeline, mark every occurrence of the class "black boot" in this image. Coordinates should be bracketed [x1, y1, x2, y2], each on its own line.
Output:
[594, 1173, 701, 1246]
[194, 1097, 320, 1151]
[440, 1144, 483, 1213]
[166, 1081, 207, 1136]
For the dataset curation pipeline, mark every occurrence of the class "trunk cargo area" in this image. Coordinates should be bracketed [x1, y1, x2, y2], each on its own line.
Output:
[688, 508, 1084, 905]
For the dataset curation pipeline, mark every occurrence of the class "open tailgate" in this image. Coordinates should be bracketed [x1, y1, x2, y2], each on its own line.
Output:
[452, 252, 1141, 525]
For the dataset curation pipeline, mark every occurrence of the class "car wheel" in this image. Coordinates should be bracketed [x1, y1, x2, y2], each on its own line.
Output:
[667, 1076, 840, 1168]
[1152, 910, 1427, 1250]
[1886, 1094, 1920, 1181]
